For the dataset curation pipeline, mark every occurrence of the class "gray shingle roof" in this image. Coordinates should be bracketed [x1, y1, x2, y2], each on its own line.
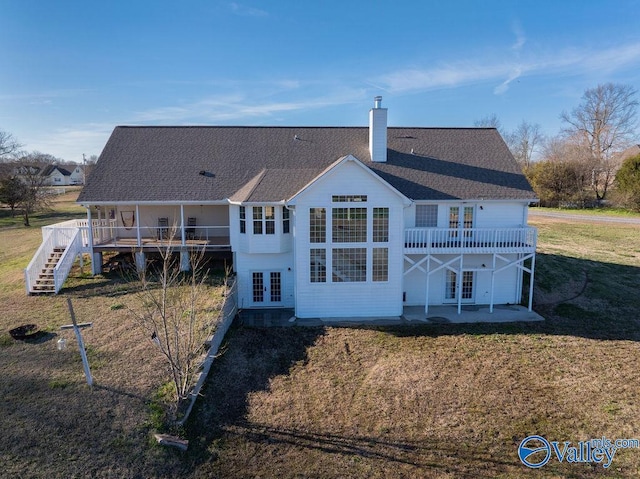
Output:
[77, 126, 534, 203]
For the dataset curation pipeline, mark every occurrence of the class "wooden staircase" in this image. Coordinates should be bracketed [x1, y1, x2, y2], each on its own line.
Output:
[32, 247, 66, 293]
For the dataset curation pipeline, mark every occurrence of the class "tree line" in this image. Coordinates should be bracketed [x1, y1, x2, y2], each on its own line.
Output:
[0, 131, 97, 225]
[478, 83, 640, 211]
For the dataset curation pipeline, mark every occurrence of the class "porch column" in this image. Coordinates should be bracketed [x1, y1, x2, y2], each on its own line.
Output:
[424, 255, 431, 315]
[135, 252, 146, 272]
[135, 204, 141, 247]
[180, 204, 186, 246]
[86, 206, 98, 275]
[489, 253, 496, 313]
[180, 248, 190, 272]
[528, 253, 536, 312]
[457, 255, 464, 315]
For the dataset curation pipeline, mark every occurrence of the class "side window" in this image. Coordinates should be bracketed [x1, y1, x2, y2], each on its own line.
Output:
[239, 206, 246, 234]
[282, 207, 290, 234]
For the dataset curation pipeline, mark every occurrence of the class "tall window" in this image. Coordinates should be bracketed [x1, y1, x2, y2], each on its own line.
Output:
[372, 248, 388, 281]
[373, 207, 389, 242]
[310, 208, 326, 243]
[310, 249, 326, 283]
[332, 248, 366, 282]
[332, 207, 367, 242]
[253, 207, 263, 234]
[416, 205, 438, 227]
[282, 207, 290, 234]
[265, 206, 275, 234]
[239, 206, 246, 234]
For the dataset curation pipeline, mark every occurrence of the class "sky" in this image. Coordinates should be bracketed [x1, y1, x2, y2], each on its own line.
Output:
[1, 0, 640, 163]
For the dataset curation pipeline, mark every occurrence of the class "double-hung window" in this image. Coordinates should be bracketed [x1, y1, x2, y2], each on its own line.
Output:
[252, 206, 276, 235]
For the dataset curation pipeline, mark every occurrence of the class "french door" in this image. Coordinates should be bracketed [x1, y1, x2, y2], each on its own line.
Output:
[444, 270, 474, 303]
[252, 271, 282, 305]
[449, 206, 474, 239]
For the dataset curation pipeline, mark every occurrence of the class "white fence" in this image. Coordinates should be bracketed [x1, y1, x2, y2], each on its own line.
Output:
[404, 227, 537, 254]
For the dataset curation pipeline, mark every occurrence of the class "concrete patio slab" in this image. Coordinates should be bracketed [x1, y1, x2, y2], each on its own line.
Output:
[238, 304, 544, 328]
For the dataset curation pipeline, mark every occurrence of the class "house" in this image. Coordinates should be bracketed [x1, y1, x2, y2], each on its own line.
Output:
[41, 165, 72, 186]
[41, 164, 85, 185]
[25, 97, 538, 319]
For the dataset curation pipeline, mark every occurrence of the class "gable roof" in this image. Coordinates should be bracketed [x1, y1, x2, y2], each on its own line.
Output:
[42, 165, 72, 177]
[77, 126, 535, 204]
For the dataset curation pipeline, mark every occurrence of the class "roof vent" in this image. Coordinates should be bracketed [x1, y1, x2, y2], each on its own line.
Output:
[199, 170, 215, 178]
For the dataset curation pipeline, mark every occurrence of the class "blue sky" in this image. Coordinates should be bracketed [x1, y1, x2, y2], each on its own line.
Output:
[1, 0, 640, 162]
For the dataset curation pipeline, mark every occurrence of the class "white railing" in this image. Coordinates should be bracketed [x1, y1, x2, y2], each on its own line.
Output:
[84, 224, 231, 247]
[76, 219, 116, 247]
[25, 228, 55, 293]
[24, 226, 81, 293]
[53, 229, 81, 293]
[404, 227, 537, 253]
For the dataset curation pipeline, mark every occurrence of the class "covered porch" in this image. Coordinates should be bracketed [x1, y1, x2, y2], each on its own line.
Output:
[82, 203, 231, 252]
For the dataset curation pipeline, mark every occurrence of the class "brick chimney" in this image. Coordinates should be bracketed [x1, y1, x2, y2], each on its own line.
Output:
[369, 96, 387, 163]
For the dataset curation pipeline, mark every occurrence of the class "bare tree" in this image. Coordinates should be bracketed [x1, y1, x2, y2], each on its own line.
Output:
[126, 243, 226, 420]
[474, 113, 502, 130]
[0, 130, 22, 161]
[560, 83, 639, 201]
[504, 120, 544, 170]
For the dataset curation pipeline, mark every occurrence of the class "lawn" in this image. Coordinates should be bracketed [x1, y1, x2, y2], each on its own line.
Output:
[1, 198, 640, 478]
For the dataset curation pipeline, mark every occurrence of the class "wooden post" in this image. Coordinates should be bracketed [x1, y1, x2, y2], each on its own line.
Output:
[65, 298, 94, 387]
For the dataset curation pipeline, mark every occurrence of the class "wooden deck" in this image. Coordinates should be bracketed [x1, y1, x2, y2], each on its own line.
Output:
[93, 236, 231, 252]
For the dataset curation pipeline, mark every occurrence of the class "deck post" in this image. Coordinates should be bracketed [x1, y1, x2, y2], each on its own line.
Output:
[424, 255, 430, 315]
[457, 255, 463, 315]
[180, 204, 186, 246]
[528, 253, 536, 312]
[489, 253, 496, 313]
[135, 252, 146, 272]
[135, 204, 141, 247]
[180, 248, 190, 272]
[86, 206, 98, 275]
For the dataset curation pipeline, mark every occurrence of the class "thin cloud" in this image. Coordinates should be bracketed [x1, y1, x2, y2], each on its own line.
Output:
[494, 67, 522, 95]
[511, 22, 526, 52]
[377, 41, 640, 94]
[133, 87, 366, 124]
[228, 2, 268, 17]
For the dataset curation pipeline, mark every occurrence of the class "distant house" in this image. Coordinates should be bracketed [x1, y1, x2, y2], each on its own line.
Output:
[26, 97, 538, 319]
[41, 165, 72, 186]
[40, 164, 85, 186]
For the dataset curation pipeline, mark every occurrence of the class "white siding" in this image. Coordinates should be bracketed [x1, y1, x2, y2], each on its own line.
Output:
[235, 252, 294, 308]
[229, 204, 292, 254]
[403, 253, 523, 306]
[292, 159, 406, 318]
[475, 202, 528, 228]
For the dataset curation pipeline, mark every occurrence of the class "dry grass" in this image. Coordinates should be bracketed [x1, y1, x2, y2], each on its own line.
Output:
[185, 217, 640, 478]
[0, 193, 224, 478]
[2, 197, 640, 478]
